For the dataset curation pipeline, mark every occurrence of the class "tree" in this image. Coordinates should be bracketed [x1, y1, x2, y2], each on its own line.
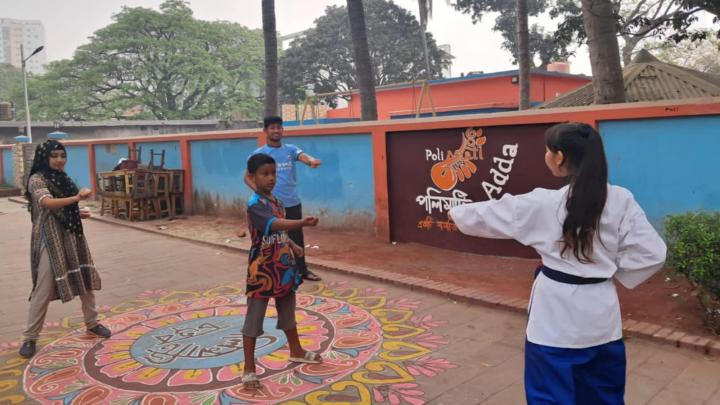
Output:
[553, 0, 720, 66]
[581, 0, 625, 103]
[418, 0, 434, 79]
[14, 0, 264, 121]
[517, 0, 531, 109]
[347, 0, 378, 120]
[262, 0, 279, 117]
[0, 64, 23, 105]
[15, 60, 95, 121]
[280, 0, 451, 106]
[646, 36, 720, 74]
[494, 12, 572, 68]
[452, 0, 573, 69]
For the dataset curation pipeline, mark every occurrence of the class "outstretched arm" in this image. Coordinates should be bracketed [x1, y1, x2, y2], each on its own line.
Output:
[41, 188, 91, 210]
[270, 216, 319, 232]
[299, 153, 321, 168]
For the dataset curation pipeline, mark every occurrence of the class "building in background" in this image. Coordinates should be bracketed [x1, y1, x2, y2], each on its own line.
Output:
[324, 65, 590, 121]
[540, 50, 720, 108]
[279, 30, 307, 50]
[0, 119, 259, 145]
[438, 44, 453, 77]
[0, 18, 46, 75]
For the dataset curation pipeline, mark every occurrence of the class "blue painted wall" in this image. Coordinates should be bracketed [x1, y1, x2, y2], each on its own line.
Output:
[2, 149, 13, 185]
[189, 134, 375, 227]
[190, 138, 258, 205]
[64, 145, 90, 188]
[94, 143, 129, 173]
[136, 141, 181, 169]
[600, 116, 720, 227]
[286, 134, 375, 222]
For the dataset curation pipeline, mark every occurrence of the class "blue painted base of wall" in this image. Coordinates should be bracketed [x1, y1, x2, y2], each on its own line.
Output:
[601, 116, 720, 229]
[95, 143, 130, 173]
[284, 134, 375, 229]
[2, 148, 13, 185]
[64, 145, 90, 188]
[188, 134, 376, 230]
[137, 141, 182, 169]
[190, 138, 259, 217]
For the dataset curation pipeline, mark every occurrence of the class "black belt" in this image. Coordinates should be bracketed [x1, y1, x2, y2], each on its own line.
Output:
[534, 265, 609, 285]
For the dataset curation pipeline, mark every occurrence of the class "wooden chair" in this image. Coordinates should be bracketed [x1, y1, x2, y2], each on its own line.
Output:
[146, 171, 172, 219]
[107, 169, 156, 221]
[98, 170, 131, 217]
[96, 167, 183, 220]
[148, 149, 165, 169]
[168, 169, 184, 215]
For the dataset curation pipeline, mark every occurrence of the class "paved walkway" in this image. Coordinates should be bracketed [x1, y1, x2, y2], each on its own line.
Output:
[1, 198, 720, 404]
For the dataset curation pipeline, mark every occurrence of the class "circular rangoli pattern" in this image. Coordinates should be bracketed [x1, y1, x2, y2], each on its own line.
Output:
[5, 283, 457, 404]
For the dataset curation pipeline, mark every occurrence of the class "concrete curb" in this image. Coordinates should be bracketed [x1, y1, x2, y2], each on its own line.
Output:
[7, 196, 720, 356]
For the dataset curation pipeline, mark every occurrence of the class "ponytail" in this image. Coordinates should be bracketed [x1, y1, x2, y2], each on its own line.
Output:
[545, 123, 608, 263]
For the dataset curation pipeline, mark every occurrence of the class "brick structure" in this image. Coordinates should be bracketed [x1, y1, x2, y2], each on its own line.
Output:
[12, 142, 35, 191]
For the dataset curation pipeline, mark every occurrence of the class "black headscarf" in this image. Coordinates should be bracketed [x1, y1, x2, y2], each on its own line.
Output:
[25, 140, 84, 235]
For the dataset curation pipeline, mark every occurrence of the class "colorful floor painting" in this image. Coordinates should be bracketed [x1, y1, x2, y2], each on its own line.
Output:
[0, 282, 457, 404]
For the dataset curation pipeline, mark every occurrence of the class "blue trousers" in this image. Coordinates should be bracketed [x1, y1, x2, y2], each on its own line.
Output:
[525, 339, 626, 405]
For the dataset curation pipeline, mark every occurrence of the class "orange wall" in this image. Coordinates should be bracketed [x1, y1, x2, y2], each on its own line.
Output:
[326, 73, 590, 120]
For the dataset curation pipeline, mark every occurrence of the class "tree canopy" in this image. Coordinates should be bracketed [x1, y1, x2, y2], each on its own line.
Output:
[647, 36, 720, 74]
[452, 0, 572, 69]
[280, 0, 451, 106]
[552, 0, 720, 65]
[0, 64, 23, 107]
[13, 0, 264, 121]
[453, 0, 720, 68]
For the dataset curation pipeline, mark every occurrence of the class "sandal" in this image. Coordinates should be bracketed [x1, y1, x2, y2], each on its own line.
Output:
[289, 351, 322, 364]
[302, 271, 322, 281]
[242, 372, 261, 390]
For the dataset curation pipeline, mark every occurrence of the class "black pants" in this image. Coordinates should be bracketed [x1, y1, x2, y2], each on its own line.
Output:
[285, 204, 308, 275]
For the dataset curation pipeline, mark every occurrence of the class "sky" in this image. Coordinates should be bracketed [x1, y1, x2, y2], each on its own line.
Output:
[1, 0, 597, 77]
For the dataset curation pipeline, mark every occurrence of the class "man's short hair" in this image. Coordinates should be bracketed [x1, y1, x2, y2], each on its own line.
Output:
[263, 116, 283, 129]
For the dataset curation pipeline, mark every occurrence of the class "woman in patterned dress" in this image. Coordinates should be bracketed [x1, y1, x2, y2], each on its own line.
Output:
[19, 140, 111, 359]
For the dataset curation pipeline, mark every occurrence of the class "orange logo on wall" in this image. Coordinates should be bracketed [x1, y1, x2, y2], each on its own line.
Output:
[430, 128, 486, 191]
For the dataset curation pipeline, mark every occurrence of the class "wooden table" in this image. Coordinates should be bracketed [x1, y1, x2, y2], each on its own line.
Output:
[96, 168, 184, 221]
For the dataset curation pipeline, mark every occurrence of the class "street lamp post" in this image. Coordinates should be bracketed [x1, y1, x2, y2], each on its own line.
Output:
[20, 44, 44, 143]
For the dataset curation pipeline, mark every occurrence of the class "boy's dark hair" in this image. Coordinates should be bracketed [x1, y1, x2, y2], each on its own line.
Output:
[263, 116, 283, 129]
[247, 153, 276, 174]
[545, 122, 608, 263]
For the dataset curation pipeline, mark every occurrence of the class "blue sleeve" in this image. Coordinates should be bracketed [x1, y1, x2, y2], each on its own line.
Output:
[288, 144, 303, 161]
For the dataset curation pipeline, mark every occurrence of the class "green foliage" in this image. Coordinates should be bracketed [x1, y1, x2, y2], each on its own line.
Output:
[646, 36, 720, 74]
[552, 0, 720, 62]
[452, 0, 572, 68]
[14, 0, 264, 121]
[0, 63, 23, 105]
[279, 0, 451, 106]
[664, 212, 720, 307]
[493, 12, 572, 68]
[454, 0, 720, 67]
